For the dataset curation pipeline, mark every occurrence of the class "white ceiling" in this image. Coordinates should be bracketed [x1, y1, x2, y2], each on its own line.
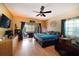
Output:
[5, 3, 79, 19]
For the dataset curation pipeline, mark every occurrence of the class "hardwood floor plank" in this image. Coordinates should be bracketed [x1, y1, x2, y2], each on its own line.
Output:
[14, 38, 60, 56]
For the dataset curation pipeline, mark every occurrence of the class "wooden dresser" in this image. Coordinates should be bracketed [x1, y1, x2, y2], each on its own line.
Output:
[0, 36, 18, 56]
[0, 38, 12, 56]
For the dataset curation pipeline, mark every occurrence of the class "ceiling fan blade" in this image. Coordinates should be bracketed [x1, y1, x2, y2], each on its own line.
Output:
[33, 10, 40, 13]
[36, 14, 40, 16]
[43, 11, 52, 13]
[42, 13, 46, 17]
[40, 6, 45, 11]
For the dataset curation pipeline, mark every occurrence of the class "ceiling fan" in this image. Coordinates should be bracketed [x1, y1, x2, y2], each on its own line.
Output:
[33, 6, 52, 17]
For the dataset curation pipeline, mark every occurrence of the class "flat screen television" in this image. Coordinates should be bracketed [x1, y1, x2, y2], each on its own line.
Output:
[0, 14, 11, 28]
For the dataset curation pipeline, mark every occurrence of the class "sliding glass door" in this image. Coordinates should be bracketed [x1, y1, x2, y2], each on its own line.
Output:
[23, 23, 35, 32]
[23, 23, 41, 33]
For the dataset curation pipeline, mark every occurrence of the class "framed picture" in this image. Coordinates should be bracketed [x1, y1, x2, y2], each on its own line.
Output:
[50, 20, 57, 27]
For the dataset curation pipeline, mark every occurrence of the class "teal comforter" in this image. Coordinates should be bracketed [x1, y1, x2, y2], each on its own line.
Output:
[34, 33, 59, 41]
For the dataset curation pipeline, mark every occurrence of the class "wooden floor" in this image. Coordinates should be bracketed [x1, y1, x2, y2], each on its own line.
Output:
[14, 38, 60, 56]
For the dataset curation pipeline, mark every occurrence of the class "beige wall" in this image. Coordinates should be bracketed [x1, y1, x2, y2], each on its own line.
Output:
[47, 8, 79, 32]
[0, 4, 13, 37]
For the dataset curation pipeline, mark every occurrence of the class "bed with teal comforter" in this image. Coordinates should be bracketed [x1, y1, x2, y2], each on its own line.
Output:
[34, 33, 59, 47]
[34, 33, 59, 41]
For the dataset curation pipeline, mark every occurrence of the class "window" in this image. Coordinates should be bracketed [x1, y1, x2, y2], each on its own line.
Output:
[65, 18, 79, 38]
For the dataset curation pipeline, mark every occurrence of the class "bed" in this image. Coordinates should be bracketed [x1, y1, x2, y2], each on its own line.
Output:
[34, 33, 60, 48]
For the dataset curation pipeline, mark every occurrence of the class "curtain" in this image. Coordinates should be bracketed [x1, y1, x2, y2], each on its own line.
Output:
[61, 19, 66, 36]
[39, 23, 42, 33]
[19, 22, 25, 40]
[35, 23, 41, 33]
[21, 22, 25, 30]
